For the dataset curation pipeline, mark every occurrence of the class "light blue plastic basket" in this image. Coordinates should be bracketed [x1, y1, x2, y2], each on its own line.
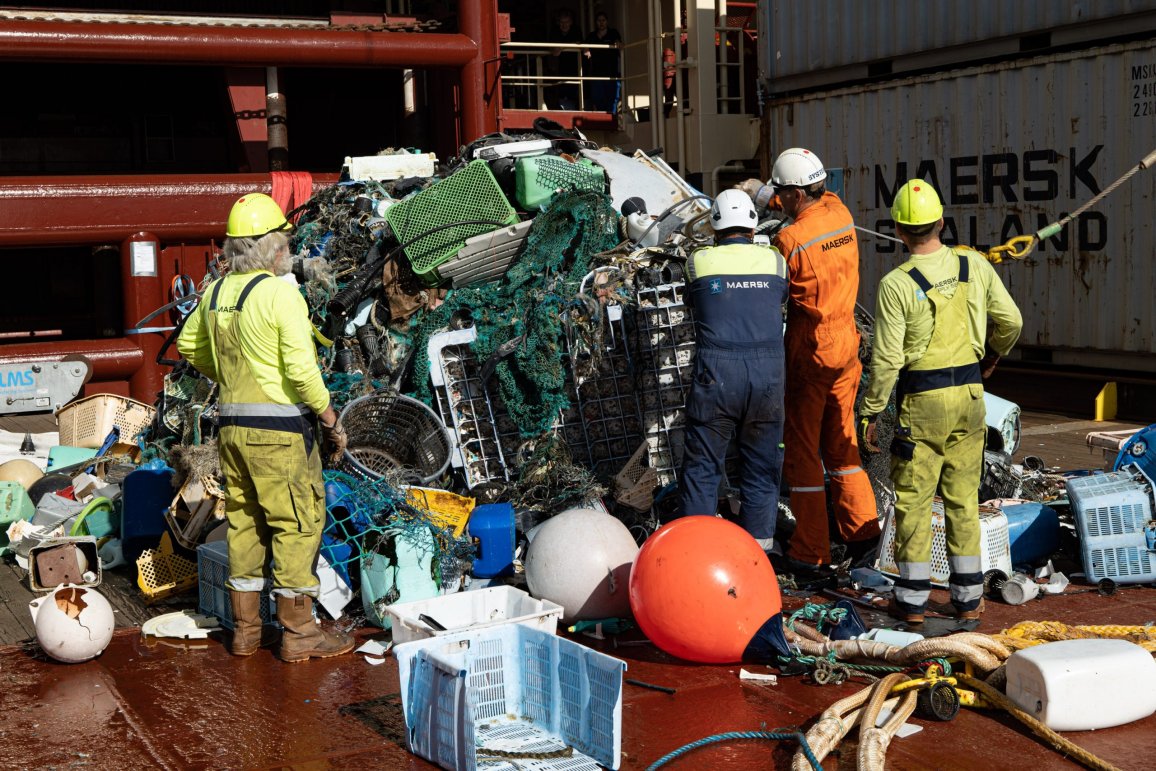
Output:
[1066, 467, 1156, 584]
[394, 623, 626, 771]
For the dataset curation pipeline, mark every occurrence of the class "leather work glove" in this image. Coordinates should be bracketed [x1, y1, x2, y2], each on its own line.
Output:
[980, 351, 1001, 379]
[737, 178, 764, 198]
[320, 419, 348, 464]
[857, 415, 881, 454]
[736, 178, 775, 210]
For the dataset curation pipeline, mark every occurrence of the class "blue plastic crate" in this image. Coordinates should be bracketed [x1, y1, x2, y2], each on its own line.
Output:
[1066, 467, 1156, 584]
[196, 540, 274, 630]
[395, 624, 626, 771]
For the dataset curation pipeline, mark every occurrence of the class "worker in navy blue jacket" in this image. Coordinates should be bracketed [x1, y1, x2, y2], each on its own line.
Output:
[677, 189, 790, 551]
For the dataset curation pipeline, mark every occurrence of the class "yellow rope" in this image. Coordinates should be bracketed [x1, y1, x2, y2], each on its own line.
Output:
[993, 620, 1156, 653]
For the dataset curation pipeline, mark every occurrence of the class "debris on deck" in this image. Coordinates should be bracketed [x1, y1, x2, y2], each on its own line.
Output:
[1, 128, 1154, 770]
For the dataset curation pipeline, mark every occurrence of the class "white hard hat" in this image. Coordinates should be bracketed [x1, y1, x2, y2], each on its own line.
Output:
[771, 147, 827, 188]
[710, 188, 758, 230]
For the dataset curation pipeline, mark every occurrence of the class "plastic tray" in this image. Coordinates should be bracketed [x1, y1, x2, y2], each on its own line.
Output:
[385, 584, 563, 645]
[395, 623, 625, 771]
[385, 160, 518, 284]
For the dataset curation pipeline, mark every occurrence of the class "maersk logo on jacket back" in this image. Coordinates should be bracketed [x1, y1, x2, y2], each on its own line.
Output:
[726, 280, 770, 289]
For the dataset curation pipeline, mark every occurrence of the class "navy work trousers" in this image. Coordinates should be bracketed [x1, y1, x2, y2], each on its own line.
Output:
[677, 347, 785, 540]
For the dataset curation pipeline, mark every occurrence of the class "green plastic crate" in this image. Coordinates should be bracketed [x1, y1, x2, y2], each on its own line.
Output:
[385, 160, 518, 285]
[0, 482, 35, 555]
[515, 155, 606, 210]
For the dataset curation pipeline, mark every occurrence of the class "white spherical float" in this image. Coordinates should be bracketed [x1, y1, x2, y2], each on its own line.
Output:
[29, 585, 115, 663]
[523, 506, 639, 621]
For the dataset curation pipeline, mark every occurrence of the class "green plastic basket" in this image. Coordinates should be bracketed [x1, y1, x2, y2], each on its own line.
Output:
[515, 155, 606, 210]
[385, 160, 518, 285]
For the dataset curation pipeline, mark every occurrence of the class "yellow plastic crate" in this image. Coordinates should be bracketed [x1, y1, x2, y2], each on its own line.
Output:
[56, 393, 156, 448]
[136, 532, 199, 604]
[405, 487, 475, 537]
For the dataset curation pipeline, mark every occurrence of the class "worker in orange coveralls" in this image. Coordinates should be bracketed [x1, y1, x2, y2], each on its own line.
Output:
[739, 148, 880, 579]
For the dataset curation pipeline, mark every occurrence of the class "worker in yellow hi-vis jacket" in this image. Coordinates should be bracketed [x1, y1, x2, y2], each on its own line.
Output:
[177, 192, 353, 663]
[858, 180, 1022, 627]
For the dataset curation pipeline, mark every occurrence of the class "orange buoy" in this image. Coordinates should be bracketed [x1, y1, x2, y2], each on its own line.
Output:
[628, 516, 781, 663]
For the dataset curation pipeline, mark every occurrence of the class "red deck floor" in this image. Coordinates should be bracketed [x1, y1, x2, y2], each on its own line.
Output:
[1, 408, 1154, 770]
[1, 580, 1154, 770]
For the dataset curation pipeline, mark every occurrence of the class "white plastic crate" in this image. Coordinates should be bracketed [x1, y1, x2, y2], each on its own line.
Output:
[1066, 467, 1156, 584]
[386, 585, 563, 645]
[395, 623, 626, 771]
[878, 498, 1012, 587]
[196, 540, 273, 630]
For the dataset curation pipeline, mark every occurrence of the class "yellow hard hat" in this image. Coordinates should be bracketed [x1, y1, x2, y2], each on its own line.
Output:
[225, 193, 290, 238]
[891, 179, 944, 226]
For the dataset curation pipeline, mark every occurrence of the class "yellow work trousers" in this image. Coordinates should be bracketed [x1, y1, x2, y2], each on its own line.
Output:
[219, 424, 325, 596]
[890, 383, 986, 611]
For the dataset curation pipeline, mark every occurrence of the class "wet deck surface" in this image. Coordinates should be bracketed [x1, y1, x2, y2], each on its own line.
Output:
[2, 583, 1155, 771]
[1, 406, 1154, 770]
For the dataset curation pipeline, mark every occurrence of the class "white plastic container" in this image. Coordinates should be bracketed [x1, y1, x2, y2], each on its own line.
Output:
[342, 152, 436, 181]
[1000, 573, 1040, 605]
[385, 584, 563, 645]
[1006, 639, 1156, 731]
[395, 623, 625, 771]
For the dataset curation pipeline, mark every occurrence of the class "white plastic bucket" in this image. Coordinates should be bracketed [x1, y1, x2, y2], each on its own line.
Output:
[1001, 572, 1040, 605]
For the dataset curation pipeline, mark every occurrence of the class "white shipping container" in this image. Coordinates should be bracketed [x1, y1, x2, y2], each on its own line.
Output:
[763, 39, 1156, 367]
[761, 0, 1156, 93]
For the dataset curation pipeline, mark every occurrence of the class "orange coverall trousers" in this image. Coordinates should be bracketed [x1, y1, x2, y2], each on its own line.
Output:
[775, 192, 880, 566]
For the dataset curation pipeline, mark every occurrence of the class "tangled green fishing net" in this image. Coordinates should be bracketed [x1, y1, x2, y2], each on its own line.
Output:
[408, 190, 620, 437]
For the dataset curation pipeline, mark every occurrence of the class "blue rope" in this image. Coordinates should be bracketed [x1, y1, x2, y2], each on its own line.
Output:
[646, 730, 822, 771]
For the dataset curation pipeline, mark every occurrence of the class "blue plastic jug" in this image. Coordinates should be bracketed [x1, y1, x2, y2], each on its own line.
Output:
[468, 503, 515, 578]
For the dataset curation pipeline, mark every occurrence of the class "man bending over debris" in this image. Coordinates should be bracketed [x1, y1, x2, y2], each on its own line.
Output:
[177, 193, 353, 663]
[677, 189, 788, 551]
[859, 180, 1022, 626]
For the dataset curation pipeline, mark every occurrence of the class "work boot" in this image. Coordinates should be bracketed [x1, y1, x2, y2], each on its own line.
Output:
[229, 590, 276, 656]
[887, 598, 925, 627]
[276, 595, 355, 664]
[955, 598, 986, 621]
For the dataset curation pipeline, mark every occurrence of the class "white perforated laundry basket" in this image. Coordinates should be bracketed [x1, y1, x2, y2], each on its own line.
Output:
[878, 498, 1012, 587]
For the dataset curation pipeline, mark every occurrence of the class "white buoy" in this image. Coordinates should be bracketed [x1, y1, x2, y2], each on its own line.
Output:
[524, 506, 639, 621]
[29, 585, 115, 663]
